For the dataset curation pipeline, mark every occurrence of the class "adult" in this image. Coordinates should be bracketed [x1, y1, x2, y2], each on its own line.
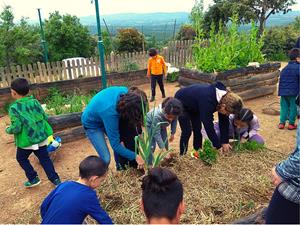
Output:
[175, 82, 243, 155]
[81, 86, 147, 168]
[295, 37, 300, 48]
[141, 167, 185, 224]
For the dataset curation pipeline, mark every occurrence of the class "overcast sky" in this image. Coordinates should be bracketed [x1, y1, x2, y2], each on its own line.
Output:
[0, 0, 299, 21]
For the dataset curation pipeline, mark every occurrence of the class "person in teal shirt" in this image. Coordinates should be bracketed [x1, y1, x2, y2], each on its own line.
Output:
[82, 86, 147, 168]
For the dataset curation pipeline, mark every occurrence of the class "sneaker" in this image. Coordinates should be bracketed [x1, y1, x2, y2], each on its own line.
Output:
[150, 96, 155, 102]
[52, 178, 61, 186]
[278, 123, 285, 129]
[288, 124, 297, 130]
[24, 177, 41, 188]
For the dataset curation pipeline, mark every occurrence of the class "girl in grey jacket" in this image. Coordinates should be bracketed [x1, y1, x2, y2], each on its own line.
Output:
[146, 97, 183, 154]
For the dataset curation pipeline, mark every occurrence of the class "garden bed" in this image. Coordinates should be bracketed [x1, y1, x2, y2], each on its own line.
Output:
[178, 62, 281, 100]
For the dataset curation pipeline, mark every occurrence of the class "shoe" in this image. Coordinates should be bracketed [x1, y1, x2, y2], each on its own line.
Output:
[278, 123, 285, 129]
[150, 96, 155, 102]
[162, 94, 166, 98]
[24, 177, 41, 188]
[52, 178, 61, 186]
[288, 124, 297, 130]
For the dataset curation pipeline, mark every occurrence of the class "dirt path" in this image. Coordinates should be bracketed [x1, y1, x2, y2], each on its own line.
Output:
[0, 82, 297, 223]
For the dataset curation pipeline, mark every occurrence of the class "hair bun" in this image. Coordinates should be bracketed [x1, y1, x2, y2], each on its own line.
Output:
[143, 167, 177, 193]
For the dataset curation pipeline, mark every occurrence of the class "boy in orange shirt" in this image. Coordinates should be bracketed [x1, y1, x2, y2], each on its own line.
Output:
[147, 48, 167, 102]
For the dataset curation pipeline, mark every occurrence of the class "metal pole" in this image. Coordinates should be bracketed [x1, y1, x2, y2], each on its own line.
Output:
[172, 19, 177, 40]
[94, 0, 107, 89]
[37, 8, 49, 63]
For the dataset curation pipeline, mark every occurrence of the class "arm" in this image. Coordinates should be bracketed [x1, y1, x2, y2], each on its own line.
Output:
[103, 115, 136, 160]
[170, 119, 177, 135]
[87, 194, 113, 224]
[161, 57, 167, 76]
[40, 188, 57, 219]
[275, 147, 300, 181]
[202, 112, 221, 149]
[218, 112, 229, 144]
[147, 59, 151, 77]
[5, 107, 22, 134]
[248, 116, 260, 139]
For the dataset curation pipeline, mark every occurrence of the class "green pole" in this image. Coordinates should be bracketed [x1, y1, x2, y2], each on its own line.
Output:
[37, 8, 49, 63]
[94, 0, 107, 89]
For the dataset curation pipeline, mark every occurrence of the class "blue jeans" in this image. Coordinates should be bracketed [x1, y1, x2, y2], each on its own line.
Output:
[84, 127, 111, 166]
[16, 146, 59, 182]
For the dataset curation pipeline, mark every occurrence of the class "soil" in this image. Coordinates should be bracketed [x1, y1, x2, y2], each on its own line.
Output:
[0, 82, 297, 223]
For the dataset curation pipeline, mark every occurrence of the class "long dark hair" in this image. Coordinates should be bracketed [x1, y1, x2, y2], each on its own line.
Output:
[117, 92, 148, 125]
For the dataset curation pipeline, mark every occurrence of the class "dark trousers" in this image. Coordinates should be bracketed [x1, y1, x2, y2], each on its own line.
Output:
[266, 187, 300, 224]
[16, 145, 59, 182]
[114, 119, 142, 170]
[178, 110, 202, 155]
[151, 75, 165, 97]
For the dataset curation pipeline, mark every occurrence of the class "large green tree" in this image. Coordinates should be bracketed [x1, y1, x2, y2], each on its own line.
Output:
[176, 24, 197, 40]
[44, 11, 96, 61]
[0, 6, 41, 67]
[203, 0, 297, 35]
[115, 28, 144, 53]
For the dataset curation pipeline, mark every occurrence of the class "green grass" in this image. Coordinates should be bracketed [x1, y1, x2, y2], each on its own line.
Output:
[233, 141, 265, 152]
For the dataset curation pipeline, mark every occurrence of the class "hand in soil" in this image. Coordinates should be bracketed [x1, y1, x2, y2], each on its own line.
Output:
[240, 138, 247, 143]
[136, 155, 144, 170]
[221, 144, 232, 155]
[271, 166, 282, 186]
[169, 134, 175, 142]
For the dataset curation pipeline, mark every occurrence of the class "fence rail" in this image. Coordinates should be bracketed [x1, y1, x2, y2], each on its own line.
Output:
[0, 40, 195, 88]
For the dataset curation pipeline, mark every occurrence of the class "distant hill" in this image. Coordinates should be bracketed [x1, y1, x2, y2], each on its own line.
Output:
[80, 11, 299, 40]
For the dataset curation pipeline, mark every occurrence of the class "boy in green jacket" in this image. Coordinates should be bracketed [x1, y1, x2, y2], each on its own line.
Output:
[6, 78, 61, 188]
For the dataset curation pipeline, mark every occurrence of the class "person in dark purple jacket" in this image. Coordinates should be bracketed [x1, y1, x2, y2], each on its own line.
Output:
[278, 48, 300, 130]
[175, 82, 243, 155]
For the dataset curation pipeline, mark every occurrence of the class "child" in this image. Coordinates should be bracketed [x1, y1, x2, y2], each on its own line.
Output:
[5, 78, 60, 188]
[175, 82, 243, 155]
[41, 156, 113, 224]
[141, 167, 185, 224]
[278, 48, 300, 130]
[212, 108, 264, 144]
[146, 97, 182, 155]
[147, 48, 167, 102]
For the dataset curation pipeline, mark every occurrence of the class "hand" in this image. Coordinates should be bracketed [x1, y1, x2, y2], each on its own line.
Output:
[120, 142, 125, 147]
[136, 155, 144, 170]
[221, 143, 232, 154]
[271, 167, 282, 186]
[169, 134, 175, 142]
[240, 137, 247, 143]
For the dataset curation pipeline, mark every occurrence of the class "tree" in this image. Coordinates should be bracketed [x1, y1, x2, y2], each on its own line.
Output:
[176, 24, 197, 40]
[204, 0, 297, 35]
[263, 17, 300, 60]
[116, 28, 145, 53]
[44, 11, 96, 61]
[0, 6, 42, 67]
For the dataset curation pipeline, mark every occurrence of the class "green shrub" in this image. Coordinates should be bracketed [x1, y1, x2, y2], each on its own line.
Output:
[166, 72, 180, 83]
[192, 15, 265, 73]
[199, 139, 217, 166]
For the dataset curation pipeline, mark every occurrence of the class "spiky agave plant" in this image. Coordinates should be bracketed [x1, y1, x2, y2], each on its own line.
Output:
[134, 100, 172, 170]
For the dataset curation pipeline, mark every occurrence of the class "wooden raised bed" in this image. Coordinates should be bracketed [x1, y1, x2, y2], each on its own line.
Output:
[48, 112, 85, 143]
[178, 63, 281, 100]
